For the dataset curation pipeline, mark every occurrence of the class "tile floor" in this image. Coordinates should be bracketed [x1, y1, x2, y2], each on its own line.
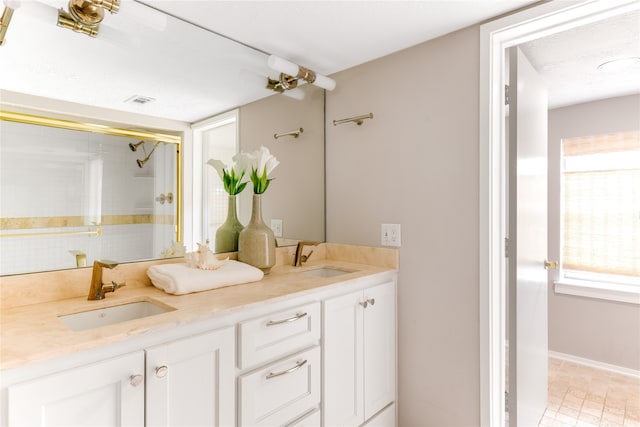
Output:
[539, 358, 640, 427]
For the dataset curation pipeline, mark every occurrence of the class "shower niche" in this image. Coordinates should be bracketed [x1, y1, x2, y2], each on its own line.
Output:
[0, 111, 181, 275]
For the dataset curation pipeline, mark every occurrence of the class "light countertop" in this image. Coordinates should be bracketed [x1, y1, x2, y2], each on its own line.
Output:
[0, 244, 398, 371]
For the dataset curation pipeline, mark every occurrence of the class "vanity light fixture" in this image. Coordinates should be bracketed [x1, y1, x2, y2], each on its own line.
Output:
[265, 77, 306, 99]
[57, 0, 120, 37]
[266, 54, 336, 97]
[0, 0, 21, 46]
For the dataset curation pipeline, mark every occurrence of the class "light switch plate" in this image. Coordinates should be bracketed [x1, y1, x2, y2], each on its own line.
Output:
[271, 219, 283, 237]
[381, 223, 401, 247]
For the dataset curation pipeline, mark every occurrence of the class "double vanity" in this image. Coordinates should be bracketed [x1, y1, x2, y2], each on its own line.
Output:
[0, 243, 399, 427]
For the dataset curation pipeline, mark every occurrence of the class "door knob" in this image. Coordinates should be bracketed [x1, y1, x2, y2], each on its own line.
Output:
[544, 260, 558, 270]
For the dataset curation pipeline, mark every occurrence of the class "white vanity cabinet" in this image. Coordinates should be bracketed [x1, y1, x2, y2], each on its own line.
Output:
[6, 351, 145, 426]
[2, 265, 398, 427]
[323, 280, 396, 427]
[237, 302, 322, 427]
[145, 327, 235, 427]
[238, 302, 320, 370]
[238, 346, 321, 426]
[5, 326, 235, 427]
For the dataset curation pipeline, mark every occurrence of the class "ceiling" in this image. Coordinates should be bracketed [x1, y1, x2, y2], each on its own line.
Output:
[521, 8, 640, 109]
[0, 0, 638, 121]
[140, 0, 540, 77]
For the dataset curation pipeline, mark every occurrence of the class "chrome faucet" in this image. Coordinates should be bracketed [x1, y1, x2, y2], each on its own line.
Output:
[293, 241, 318, 266]
[87, 260, 125, 300]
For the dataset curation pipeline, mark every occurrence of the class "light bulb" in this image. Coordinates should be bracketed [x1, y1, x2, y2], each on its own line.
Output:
[313, 73, 336, 91]
[268, 55, 299, 77]
[3, 0, 21, 9]
[282, 88, 305, 100]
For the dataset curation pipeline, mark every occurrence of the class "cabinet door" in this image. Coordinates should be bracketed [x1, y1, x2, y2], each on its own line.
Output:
[146, 327, 235, 427]
[7, 351, 145, 426]
[363, 281, 396, 420]
[323, 289, 364, 426]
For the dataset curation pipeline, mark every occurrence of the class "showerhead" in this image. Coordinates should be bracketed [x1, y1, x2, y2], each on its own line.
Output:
[129, 140, 144, 152]
[135, 142, 160, 168]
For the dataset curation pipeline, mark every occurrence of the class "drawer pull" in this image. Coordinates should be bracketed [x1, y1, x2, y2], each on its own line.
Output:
[266, 359, 308, 379]
[266, 311, 308, 326]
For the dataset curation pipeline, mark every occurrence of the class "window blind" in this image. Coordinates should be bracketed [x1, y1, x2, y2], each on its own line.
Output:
[562, 130, 640, 279]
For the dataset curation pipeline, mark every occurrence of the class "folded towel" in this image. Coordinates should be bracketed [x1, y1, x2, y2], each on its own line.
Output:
[147, 260, 264, 295]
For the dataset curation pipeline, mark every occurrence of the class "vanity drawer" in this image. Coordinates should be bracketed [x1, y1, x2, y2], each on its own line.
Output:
[238, 346, 320, 427]
[287, 408, 321, 427]
[238, 302, 320, 369]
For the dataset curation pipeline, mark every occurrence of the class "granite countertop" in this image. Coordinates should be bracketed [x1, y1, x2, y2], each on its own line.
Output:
[0, 244, 398, 371]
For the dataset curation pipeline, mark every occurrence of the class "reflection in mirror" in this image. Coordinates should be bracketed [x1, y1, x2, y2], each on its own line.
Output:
[0, 112, 181, 275]
[0, 1, 326, 274]
[196, 84, 325, 251]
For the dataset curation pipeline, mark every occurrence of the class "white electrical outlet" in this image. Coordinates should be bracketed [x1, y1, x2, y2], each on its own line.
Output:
[271, 219, 283, 237]
[381, 223, 401, 247]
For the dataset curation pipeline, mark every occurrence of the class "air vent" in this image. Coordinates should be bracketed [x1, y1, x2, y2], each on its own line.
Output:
[124, 95, 156, 105]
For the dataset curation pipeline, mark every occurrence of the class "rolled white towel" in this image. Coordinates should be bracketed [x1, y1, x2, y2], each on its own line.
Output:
[147, 261, 264, 295]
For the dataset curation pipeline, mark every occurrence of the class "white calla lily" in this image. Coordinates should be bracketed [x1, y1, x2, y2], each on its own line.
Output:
[206, 158, 248, 195]
[206, 159, 226, 181]
[242, 145, 280, 194]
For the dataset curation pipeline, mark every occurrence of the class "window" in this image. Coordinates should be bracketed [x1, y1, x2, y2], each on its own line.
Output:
[192, 110, 239, 249]
[560, 130, 640, 289]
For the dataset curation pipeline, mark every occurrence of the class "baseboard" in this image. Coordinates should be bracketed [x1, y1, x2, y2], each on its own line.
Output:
[549, 350, 640, 379]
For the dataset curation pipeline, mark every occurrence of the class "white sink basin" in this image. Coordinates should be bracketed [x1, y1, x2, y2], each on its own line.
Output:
[59, 300, 174, 332]
[301, 267, 354, 278]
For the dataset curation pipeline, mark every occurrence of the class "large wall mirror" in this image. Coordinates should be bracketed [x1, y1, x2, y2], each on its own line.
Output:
[0, 111, 182, 275]
[0, 1, 325, 276]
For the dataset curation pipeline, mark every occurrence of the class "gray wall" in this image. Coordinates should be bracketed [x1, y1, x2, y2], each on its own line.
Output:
[239, 84, 325, 243]
[326, 26, 480, 426]
[547, 94, 640, 371]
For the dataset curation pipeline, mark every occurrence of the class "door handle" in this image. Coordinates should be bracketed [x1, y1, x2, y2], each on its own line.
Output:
[544, 260, 558, 270]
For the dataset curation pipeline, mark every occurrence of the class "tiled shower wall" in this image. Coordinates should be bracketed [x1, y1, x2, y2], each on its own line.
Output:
[0, 120, 176, 275]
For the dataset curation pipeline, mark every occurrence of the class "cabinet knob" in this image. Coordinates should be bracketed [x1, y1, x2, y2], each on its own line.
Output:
[155, 366, 169, 378]
[130, 374, 144, 387]
[359, 298, 376, 308]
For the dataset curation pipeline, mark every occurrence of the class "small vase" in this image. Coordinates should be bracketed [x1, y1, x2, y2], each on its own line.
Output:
[238, 194, 276, 274]
[215, 195, 244, 253]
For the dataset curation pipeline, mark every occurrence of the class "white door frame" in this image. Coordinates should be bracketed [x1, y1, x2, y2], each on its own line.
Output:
[478, 1, 640, 425]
